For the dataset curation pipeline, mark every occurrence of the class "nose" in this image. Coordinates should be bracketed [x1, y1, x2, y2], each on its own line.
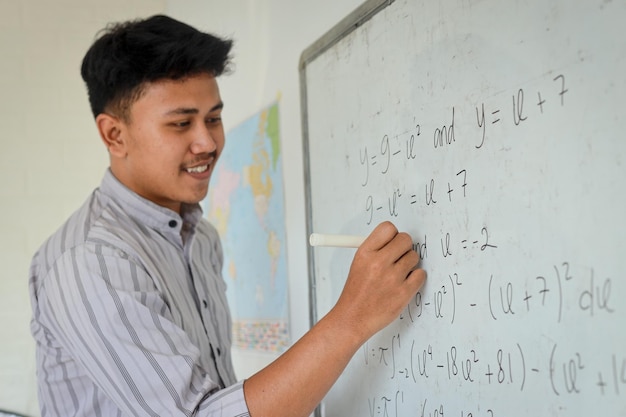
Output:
[190, 125, 218, 154]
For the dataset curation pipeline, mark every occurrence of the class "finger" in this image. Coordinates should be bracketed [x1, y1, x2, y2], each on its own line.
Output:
[404, 268, 427, 293]
[379, 231, 414, 264]
[360, 221, 398, 251]
[394, 248, 420, 274]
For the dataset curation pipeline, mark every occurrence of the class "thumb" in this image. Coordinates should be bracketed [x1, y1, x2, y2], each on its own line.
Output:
[360, 221, 398, 251]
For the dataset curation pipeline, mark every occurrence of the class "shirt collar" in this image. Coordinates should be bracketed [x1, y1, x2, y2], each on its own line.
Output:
[99, 169, 203, 237]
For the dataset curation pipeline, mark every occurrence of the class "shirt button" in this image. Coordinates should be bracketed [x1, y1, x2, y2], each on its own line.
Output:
[168, 220, 177, 228]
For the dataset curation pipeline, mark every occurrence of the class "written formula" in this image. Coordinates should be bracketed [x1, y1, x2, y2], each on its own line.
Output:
[399, 262, 615, 325]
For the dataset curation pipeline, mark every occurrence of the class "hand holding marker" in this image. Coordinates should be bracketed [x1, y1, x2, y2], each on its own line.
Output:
[309, 230, 424, 274]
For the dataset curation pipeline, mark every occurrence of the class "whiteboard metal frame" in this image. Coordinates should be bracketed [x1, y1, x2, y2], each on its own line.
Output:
[299, 2, 394, 415]
[299, 0, 394, 333]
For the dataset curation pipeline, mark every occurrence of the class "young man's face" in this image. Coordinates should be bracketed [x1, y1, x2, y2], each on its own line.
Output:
[107, 72, 225, 213]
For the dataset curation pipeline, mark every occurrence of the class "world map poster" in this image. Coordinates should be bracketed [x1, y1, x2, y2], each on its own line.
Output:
[204, 101, 290, 352]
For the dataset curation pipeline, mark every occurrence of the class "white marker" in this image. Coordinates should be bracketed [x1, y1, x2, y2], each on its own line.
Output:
[309, 233, 366, 248]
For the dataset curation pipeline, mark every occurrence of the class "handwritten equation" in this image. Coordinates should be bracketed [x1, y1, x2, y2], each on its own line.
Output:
[358, 74, 569, 226]
[399, 261, 614, 326]
[363, 336, 625, 417]
[336, 71, 624, 416]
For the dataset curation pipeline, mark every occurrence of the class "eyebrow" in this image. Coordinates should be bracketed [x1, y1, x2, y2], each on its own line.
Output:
[164, 101, 224, 116]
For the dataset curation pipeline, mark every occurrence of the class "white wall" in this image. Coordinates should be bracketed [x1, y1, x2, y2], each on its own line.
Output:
[0, 1, 166, 415]
[165, 0, 364, 378]
[0, 0, 363, 415]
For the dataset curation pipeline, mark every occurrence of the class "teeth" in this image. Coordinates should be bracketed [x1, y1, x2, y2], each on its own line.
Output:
[187, 165, 209, 174]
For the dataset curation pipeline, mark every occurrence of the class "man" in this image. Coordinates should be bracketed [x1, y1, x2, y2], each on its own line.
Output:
[28, 15, 426, 417]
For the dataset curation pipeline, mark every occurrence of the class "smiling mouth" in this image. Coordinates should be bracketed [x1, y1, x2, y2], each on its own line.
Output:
[186, 164, 209, 174]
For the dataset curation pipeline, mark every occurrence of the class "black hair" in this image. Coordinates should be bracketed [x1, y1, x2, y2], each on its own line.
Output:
[80, 15, 233, 120]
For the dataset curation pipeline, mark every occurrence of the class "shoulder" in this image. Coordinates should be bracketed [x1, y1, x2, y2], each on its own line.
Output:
[31, 188, 141, 285]
[32, 191, 102, 272]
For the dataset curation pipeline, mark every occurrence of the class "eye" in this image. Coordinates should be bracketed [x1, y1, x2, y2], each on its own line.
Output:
[206, 116, 222, 125]
[171, 120, 191, 128]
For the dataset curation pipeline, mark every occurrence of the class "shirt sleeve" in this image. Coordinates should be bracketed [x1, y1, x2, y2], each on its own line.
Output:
[34, 241, 250, 417]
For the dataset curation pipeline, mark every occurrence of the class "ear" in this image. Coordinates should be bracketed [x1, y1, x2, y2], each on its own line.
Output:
[96, 113, 127, 158]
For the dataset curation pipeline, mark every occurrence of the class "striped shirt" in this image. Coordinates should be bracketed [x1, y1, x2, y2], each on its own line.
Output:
[29, 169, 250, 417]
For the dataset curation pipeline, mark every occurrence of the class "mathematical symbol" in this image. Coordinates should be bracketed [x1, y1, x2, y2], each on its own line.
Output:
[379, 347, 389, 365]
[461, 240, 468, 249]
[554, 74, 568, 106]
[524, 291, 532, 311]
[597, 372, 607, 395]
[426, 179, 437, 205]
[485, 365, 494, 383]
[491, 109, 501, 124]
[537, 91, 546, 113]
[513, 88, 528, 125]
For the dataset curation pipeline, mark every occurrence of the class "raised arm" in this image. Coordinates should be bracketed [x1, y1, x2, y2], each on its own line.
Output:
[243, 221, 427, 417]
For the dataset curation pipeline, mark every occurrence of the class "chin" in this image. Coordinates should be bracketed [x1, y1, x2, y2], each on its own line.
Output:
[187, 189, 210, 205]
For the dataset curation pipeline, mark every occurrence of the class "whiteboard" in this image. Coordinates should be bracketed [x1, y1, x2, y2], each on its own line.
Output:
[299, 0, 626, 416]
